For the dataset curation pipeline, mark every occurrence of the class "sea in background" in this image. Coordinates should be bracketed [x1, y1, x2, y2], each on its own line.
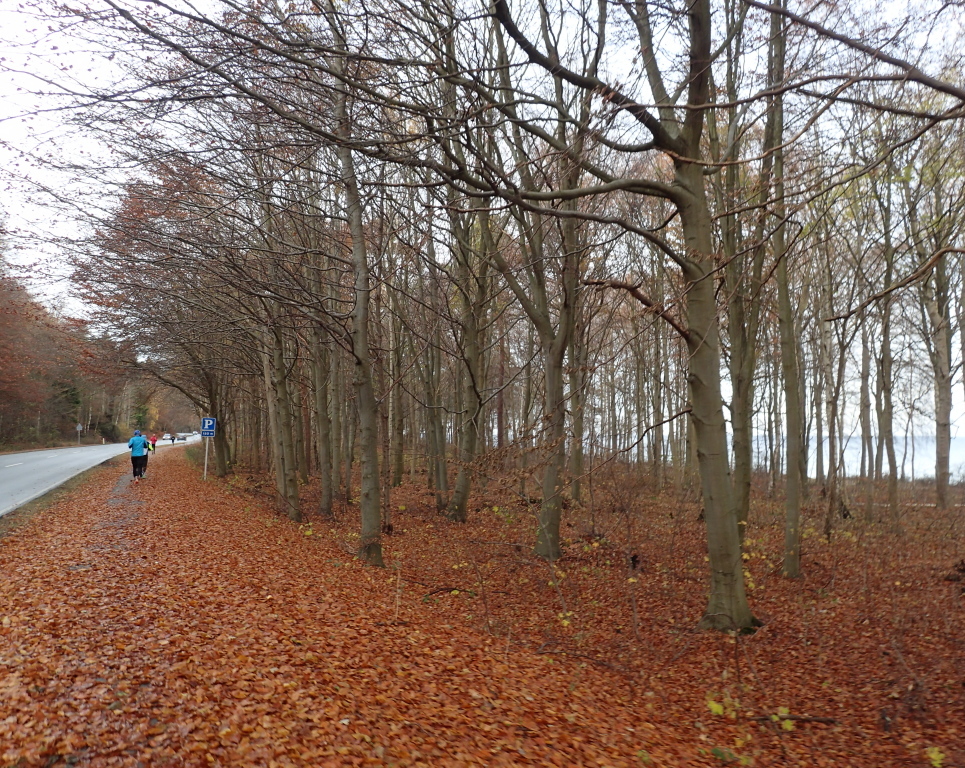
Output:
[756, 434, 965, 483]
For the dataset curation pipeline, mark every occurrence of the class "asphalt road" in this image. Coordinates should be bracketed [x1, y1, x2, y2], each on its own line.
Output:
[0, 437, 199, 518]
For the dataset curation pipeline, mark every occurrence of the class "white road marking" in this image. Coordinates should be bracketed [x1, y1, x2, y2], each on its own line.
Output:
[4, 463, 24, 467]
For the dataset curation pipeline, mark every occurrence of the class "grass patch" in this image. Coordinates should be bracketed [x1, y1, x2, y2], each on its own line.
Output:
[185, 443, 203, 465]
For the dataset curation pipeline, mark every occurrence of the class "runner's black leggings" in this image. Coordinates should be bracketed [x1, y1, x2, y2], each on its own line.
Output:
[131, 455, 148, 478]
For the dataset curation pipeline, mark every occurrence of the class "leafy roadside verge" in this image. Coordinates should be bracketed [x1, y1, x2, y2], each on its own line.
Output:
[1, 452, 675, 767]
[0, 458, 125, 541]
[2, 451, 962, 767]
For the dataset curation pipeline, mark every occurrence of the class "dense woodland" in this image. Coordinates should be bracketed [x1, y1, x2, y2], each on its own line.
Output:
[0, 248, 199, 446]
[0, 247, 125, 446]
[4, 0, 965, 634]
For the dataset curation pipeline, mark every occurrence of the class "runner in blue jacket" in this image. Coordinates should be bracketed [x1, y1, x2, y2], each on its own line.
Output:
[128, 430, 150, 483]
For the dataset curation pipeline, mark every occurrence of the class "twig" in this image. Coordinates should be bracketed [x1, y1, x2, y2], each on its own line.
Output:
[535, 647, 625, 673]
[585, 279, 691, 340]
[422, 586, 471, 598]
[749, 715, 838, 724]
[393, 563, 403, 624]
[827, 247, 964, 321]
[469, 558, 493, 634]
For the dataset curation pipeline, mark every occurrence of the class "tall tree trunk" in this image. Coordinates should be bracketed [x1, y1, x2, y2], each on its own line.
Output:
[761, 2, 803, 574]
[446, 206, 491, 523]
[710, 0, 767, 541]
[813, 339, 825, 488]
[429, 343, 449, 510]
[329, 349, 343, 504]
[923, 268, 953, 510]
[312, 334, 334, 518]
[269, 327, 301, 521]
[496, 329, 506, 452]
[778, 254, 802, 576]
[291, 372, 309, 484]
[879, 209, 899, 525]
[678, 164, 754, 631]
[263, 350, 284, 501]
[860, 325, 874, 522]
[212, 410, 230, 477]
[390, 302, 405, 487]
[536, 338, 568, 560]
[653, 310, 666, 489]
[568, 321, 587, 504]
[518, 324, 536, 498]
[327, 5, 383, 565]
[821, 296, 837, 539]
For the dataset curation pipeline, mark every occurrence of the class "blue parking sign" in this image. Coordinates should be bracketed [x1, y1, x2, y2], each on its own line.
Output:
[201, 417, 217, 437]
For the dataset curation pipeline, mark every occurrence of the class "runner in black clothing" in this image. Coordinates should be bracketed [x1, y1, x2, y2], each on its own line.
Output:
[127, 430, 150, 483]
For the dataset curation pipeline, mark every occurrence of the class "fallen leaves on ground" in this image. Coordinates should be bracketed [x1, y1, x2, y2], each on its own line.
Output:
[0, 454, 962, 767]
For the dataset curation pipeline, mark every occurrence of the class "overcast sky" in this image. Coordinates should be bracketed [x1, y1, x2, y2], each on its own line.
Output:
[2, 0, 965, 449]
[0, 0, 121, 309]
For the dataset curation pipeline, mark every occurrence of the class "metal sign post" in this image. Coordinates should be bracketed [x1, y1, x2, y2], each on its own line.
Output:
[201, 417, 217, 480]
[76, 423, 83, 445]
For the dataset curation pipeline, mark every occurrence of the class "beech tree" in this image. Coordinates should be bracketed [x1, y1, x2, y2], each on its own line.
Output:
[12, 0, 965, 633]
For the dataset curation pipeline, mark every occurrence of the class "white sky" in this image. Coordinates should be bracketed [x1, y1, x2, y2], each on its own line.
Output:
[1, 0, 964, 450]
[0, 0, 120, 309]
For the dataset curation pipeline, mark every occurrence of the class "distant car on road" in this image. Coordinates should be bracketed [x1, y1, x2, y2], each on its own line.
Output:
[161, 433, 172, 440]
[176, 433, 188, 441]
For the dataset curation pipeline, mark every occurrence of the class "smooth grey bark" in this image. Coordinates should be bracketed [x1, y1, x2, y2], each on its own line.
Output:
[213, 417, 231, 477]
[709, 2, 767, 539]
[446, 207, 491, 523]
[860, 324, 874, 522]
[379, 348, 392, 533]
[820, 283, 838, 539]
[418, 247, 451, 510]
[518, 324, 536, 498]
[778, 248, 802, 576]
[496, 330, 506, 453]
[677, 163, 754, 631]
[312, 334, 334, 518]
[489, 20, 582, 561]
[770, 355, 782, 496]
[905, 161, 961, 511]
[273, 330, 301, 521]
[264, 325, 301, 522]
[568, 308, 587, 504]
[537, 339, 568, 560]
[329, 347, 343, 504]
[813, 352, 824, 488]
[262, 342, 284, 499]
[766, 4, 802, 576]
[960, 254, 965, 410]
[338, 147, 382, 563]
[672, 2, 754, 630]
[791, 287, 810, 501]
[432, 33, 493, 523]
[327, 1, 382, 565]
[873, 180, 900, 523]
[291, 373, 310, 484]
[653, 291, 667, 489]
[921, 265, 953, 510]
[389, 291, 405, 487]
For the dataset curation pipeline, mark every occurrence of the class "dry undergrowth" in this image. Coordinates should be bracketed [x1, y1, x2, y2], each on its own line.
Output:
[1, 453, 962, 767]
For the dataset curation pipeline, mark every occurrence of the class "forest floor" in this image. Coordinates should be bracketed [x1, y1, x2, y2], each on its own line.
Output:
[0, 451, 962, 767]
